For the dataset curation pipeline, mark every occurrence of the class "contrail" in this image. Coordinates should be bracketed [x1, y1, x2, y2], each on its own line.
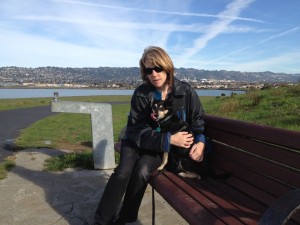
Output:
[205, 26, 300, 65]
[54, 0, 263, 23]
[177, 0, 256, 66]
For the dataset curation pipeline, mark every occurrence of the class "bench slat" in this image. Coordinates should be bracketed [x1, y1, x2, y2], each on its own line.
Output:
[200, 177, 267, 218]
[168, 173, 257, 225]
[184, 178, 262, 224]
[211, 142, 300, 188]
[150, 171, 227, 225]
[150, 171, 258, 225]
[204, 115, 300, 150]
[212, 156, 292, 198]
[200, 178, 300, 225]
[206, 127, 300, 170]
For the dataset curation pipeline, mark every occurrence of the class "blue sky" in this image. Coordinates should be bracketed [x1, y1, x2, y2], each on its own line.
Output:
[1, 0, 299, 73]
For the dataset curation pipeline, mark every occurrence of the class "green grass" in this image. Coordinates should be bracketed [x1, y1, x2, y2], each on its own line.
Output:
[203, 84, 300, 131]
[16, 113, 93, 150]
[44, 151, 94, 171]
[1, 84, 299, 174]
[0, 158, 16, 180]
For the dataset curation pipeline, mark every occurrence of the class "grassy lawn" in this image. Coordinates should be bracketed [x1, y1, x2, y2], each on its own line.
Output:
[1, 84, 299, 175]
[203, 85, 300, 131]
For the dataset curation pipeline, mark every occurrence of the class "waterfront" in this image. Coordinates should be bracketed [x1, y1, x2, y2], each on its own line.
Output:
[0, 88, 245, 99]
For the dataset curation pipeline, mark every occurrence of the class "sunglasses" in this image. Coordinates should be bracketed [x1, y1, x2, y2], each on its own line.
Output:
[144, 67, 164, 75]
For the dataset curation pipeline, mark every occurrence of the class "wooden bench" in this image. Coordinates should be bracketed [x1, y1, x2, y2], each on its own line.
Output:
[115, 115, 300, 225]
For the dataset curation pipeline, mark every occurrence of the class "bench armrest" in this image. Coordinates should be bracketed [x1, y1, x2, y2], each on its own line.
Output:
[259, 189, 300, 225]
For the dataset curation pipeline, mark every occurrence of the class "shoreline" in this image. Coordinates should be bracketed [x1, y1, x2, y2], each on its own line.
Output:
[0, 86, 246, 91]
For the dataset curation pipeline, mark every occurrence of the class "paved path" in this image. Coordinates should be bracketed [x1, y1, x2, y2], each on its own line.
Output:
[0, 148, 187, 225]
[0, 106, 53, 162]
[0, 105, 187, 225]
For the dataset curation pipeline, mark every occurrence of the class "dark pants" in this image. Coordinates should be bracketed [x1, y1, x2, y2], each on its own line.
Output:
[95, 139, 162, 224]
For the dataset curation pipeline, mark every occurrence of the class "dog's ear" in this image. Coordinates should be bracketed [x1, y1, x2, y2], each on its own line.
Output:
[152, 100, 163, 111]
[153, 100, 164, 106]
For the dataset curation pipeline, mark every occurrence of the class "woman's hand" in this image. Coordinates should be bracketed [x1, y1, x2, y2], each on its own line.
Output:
[170, 132, 194, 148]
[189, 142, 205, 162]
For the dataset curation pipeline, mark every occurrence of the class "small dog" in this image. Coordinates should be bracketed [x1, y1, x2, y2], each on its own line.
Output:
[151, 100, 231, 181]
[151, 100, 201, 178]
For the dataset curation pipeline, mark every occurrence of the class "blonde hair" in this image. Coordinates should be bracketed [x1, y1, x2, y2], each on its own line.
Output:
[139, 46, 174, 86]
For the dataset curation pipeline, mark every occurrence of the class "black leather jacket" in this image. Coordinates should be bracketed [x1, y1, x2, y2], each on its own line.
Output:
[125, 78, 205, 153]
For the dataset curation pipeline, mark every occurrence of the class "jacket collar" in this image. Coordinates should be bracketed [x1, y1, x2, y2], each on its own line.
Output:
[172, 78, 187, 96]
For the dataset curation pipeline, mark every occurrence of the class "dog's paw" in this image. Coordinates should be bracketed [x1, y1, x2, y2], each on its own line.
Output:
[178, 171, 201, 179]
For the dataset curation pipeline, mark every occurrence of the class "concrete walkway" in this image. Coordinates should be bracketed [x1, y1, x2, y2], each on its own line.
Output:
[0, 148, 187, 225]
[0, 106, 53, 162]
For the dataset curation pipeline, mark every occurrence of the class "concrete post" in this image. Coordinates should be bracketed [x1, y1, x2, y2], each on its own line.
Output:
[51, 101, 115, 169]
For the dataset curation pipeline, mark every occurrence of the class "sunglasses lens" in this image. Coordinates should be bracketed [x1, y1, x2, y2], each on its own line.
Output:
[154, 67, 163, 73]
[144, 68, 152, 74]
[144, 67, 163, 75]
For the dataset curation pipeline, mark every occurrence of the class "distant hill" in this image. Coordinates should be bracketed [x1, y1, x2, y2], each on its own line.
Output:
[1, 66, 299, 85]
[175, 68, 300, 83]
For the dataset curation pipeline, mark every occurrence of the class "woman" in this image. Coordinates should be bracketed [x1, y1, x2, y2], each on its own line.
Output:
[94, 46, 206, 225]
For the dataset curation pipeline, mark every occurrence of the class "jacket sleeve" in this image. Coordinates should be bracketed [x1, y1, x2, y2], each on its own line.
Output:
[125, 90, 169, 152]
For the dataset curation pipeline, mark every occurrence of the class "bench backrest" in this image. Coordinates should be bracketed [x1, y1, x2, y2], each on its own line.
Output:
[204, 115, 300, 220]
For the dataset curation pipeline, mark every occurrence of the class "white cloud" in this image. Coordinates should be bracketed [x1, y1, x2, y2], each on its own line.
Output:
[0, 29, 141, 67]
[176, 0, 256, 67]
[223, 52, 300, 72]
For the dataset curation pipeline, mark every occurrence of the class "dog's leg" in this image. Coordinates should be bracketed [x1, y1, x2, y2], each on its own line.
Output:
[177, 159, 201, 179]
[157, 153, 168, 170]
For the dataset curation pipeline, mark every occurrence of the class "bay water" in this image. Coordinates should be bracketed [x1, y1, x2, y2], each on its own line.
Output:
[0, 88, 245, 99]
